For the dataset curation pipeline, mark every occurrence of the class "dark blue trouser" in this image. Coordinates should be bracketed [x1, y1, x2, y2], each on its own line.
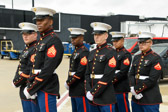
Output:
[37, 91, 57, 112]
[21, 100, 40, 112]
[89, 103, 115, 112]
[71, 96, 89, 112]
[131, 101, 160, 112]
[114, 93, 130, 112]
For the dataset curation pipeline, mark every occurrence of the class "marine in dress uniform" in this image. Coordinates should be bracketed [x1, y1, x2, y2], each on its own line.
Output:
[64, 28, 89, 112]
[12, 22, 40, 112]
[85, 22, 118, 112]
[110, 32, 132, 112]
[129, 32, 163, 112]
[23, 7, 64, 112]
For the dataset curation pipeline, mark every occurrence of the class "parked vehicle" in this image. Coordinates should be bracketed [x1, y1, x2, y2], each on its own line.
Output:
[0, 39, 21, 59]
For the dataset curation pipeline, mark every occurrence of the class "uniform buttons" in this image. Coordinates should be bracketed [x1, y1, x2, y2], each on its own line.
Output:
[33, 81, 35, 84]
[138, 70, 140, 72]
[94, 62, 96, 65]
[96, 54, 98, 56]
[92, 71, 94, 74]
[19, 77, 21, 79]
[93, 67, 95, 69]
[141, 56, 144, 58]
[142, 86, 144, 88]
[92, 92, 94, 94]
[16, 79, 18, 81]
[141, 59, 143, 61]
[33, 65, 35, 67]
[38, 43, 40, 45]
[96, 50, 99, 53]
[72, 78, 74, 80]
[40, 38, 42, 40]
[70, 80, 72, 82]
[139, 63, 142, 65]
[114, 79, 117, 81]
[136, 90, 138, 92]
[95, 88, 97, 91]
[36, 48, 38, 50]
[30, 84, 32, 87]
[139, 88, 141, 90]
[112, 81, 114, 83]
[95, 58, 96, 61]
[97, 85, 100, 87]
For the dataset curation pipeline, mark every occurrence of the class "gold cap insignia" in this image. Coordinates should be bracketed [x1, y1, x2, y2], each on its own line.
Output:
[33, 8, 37, 12]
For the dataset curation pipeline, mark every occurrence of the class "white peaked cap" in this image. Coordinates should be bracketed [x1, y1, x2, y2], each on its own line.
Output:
[90, 22, 112, 32]
[68, 28, 87, 35]
[19, 22, 38, 32]
[31, 7, 56, 16]
[138, 32, 155, 39]
[109, 32, 126, 38]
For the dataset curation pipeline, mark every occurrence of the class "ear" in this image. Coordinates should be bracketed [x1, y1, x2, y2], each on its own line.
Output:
[104, 33, 108, 40]
[49, 19, 53, 26]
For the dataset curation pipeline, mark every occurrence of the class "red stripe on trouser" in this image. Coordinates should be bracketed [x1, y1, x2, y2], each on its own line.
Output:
[110, 104, 112, 112]
[45, 93, 49, 112]
[123, 93, 129, 112]
[82, 97, 87, 112]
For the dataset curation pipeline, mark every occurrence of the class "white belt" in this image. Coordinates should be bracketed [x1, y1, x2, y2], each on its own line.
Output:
[34, 69, 56, 74]
[34, 69, 41, 74]
[90, 74, 103, 79]
[69, 72, 76, 76]
[136, 75, 149, 80]
[115, 70, 120, 74]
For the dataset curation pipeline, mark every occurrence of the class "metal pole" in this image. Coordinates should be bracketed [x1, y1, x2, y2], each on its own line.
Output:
[12, 0, 13, 9]
[32, 0, 34, 7]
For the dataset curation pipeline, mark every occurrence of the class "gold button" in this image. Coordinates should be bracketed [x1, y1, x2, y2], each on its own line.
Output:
[93, 67, 95, 69]
[72, 78, 74, 80]
[95, 89, 97, 91]
[141, 56, 144, 58]
[96, 50, 99, 53]
[94, 62, 96, 65]
[92, 92, 94, 94]
[70, 80, 71, 82]
[143, 86, 144, 88]
[40, 38, 42, 40]
[136, 90, 138, 92]
[92, 71, 94, 74]
[138, 70, 140, 72]
[139, 88, 141, 90]
[112, 81, 114, 83]
[141, 59, 143, 61]
[38, 43, 40, 45]
[96, 54, 98, 56]
[95, 58, 96, 61]
[97, 85, 100, 87]
[139, 63, 142, 65]
[33, 65, 35, 67]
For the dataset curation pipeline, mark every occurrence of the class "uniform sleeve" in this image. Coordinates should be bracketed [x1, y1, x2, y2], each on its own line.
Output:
[27, 38, 64, 95]
[90, 51, 118, 97]
[134, 57, 163, 94]
[13, 54, 31, 87]
[66, 51, 89, 86]
[129, 56, 136, 86]
[85, 54, 92, 93]
[112, 53, 132, 84]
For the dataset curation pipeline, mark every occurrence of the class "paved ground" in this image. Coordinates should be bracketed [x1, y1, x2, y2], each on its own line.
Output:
[0, 56, 168, 112]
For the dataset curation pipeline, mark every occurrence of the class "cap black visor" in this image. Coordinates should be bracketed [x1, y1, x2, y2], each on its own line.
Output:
[20, 30, 35, 34]
[92, 30, 107, 34]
